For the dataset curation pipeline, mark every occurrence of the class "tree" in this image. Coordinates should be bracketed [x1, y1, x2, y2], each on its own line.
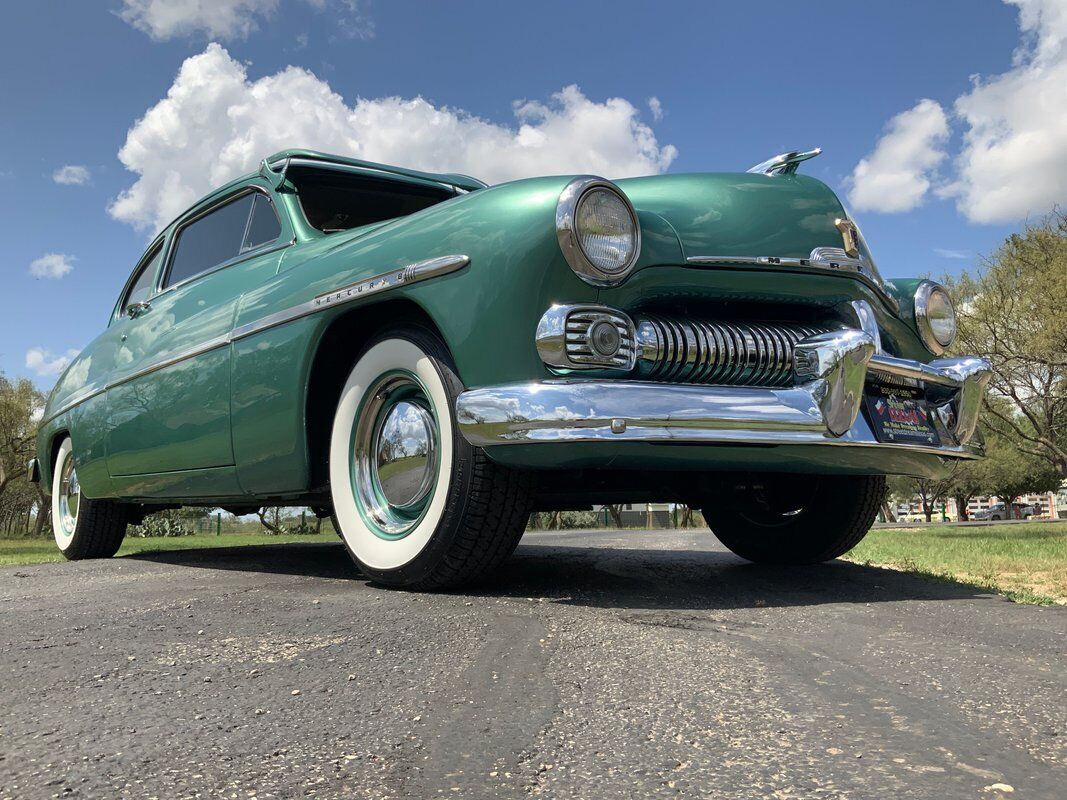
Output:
[945, 460, 985, 522]
[0, 375, 43, 499]
[887, 474, 954, 522]
[257, 506, 286, 534]
[971, 428, 1062, 516]
[0, 374, 46, 535]
[944, 210, 1067, 476]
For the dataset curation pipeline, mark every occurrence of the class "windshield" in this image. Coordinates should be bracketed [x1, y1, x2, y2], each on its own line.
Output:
[288, 165, 455, 233]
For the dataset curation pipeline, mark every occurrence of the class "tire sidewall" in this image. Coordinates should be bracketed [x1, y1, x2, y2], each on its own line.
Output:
[330, 329, 472, 584]
[51, 438, 76, 552]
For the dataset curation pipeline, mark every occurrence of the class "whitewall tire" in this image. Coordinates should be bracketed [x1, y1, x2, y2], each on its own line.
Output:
[329, 325, 533, 589]
[50, 437, 128, 560]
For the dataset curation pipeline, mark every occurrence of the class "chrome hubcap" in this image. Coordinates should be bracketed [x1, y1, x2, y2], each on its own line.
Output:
[59, 456, 80, 535]
[354, 374, 439, 538]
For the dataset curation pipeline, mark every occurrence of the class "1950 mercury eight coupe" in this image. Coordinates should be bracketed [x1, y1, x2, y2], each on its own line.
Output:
[30, 148, 991, 588]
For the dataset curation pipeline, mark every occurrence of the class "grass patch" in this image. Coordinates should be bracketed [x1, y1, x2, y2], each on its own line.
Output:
[0, 531, 339, 567]
[847, 522, 1067, 605]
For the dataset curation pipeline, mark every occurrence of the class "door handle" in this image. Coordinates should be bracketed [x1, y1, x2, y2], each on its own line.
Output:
[126, 300, 151, 319]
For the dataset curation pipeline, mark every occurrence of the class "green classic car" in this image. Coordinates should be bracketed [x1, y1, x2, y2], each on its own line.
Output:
[30, 148, 990, 588]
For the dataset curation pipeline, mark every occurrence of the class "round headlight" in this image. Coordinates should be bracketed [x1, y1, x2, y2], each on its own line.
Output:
[915, 281, 956, 354]
[556, 177, 641, 286]
[575, 189, 637, 274]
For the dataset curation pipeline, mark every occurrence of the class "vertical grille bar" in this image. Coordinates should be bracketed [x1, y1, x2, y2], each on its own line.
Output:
[634, 316, 830, 387]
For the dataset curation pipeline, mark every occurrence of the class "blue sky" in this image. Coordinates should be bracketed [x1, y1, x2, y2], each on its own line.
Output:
[2, 0, 1062, 385]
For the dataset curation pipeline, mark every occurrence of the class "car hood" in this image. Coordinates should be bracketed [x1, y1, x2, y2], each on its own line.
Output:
[616, 172, 850, 262]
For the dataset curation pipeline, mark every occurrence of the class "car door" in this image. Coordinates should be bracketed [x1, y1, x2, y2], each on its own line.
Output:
[105, 184, 289, 492]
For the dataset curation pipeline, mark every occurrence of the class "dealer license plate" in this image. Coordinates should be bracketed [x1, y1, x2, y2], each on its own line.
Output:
[864, 384, 940, 446]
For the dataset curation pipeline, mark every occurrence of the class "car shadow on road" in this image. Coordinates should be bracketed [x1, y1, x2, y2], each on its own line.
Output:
[127, 537, 992, 611]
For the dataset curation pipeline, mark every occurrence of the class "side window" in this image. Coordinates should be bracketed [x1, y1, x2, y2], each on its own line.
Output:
[243, 194, 281, 251]
[165, 193, 255, 288]
[121, 244, 163, 315]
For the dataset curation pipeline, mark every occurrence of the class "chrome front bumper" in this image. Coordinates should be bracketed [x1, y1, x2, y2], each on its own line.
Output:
[456, 330, 991, 459]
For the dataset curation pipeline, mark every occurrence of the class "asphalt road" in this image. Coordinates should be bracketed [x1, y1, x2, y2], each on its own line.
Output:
[1, 530, 1064, 800]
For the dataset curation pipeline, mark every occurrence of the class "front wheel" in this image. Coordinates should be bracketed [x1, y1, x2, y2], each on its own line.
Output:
[702, 474, 885, 564]
[51, 437, 128, 559]
[329, 325, 533, 589]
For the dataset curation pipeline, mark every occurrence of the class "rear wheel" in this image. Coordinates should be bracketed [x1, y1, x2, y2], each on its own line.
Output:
[51, 437, 128, 560]
[329, 325, 533, 589]
[702, 474, 885, 564]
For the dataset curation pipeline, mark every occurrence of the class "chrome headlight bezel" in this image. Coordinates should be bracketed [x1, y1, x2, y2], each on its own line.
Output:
[556, 177, 641, 287]
[914, 280, 956, 355]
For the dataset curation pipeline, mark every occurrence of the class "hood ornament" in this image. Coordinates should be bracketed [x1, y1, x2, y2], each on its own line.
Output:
[747, 148, 822, 176]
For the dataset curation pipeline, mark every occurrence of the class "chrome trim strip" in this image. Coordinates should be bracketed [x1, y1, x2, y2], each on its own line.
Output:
[108, 335, 233, 391]
[867, 354, 962, 389]
[43, 383, 108, 422]
[40, 255, 470, 425]
[685, 248, 898, 311]
[456, 378, 981, 459]
[27, 457, 40, 484]
[230, 254, 469, 341]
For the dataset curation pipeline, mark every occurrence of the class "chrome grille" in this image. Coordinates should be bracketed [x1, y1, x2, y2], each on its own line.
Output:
[564, 308, 635, 369]
[634, 316, 829, 386]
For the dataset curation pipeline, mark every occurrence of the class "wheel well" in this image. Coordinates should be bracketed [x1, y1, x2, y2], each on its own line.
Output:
[47, 430, 70, 487]
[304, 298, 445, 490]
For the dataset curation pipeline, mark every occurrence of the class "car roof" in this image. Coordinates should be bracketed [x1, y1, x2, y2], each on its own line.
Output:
[153, 149, 488, 242]
[265, 148, 488, 192]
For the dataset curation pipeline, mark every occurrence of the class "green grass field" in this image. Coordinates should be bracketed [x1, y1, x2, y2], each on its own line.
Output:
[0, 531, 339, 567]
[847, 522, 1067, 605]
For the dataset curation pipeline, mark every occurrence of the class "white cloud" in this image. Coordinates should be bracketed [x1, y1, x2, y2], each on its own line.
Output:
[118, 0, 278, 41]
[846, 99, 949, 214]
[850, 1, 1067, 224]
[25, 348, 79, 377]
[110, 44, 676, 232]
[29, 253, 75, 280]
[940, 0, 1067, 223]
[648, 97, 663, 122]
[52, 165, 90, 185]
[119, 0, 372, 41]
[933, 248, 970, 259]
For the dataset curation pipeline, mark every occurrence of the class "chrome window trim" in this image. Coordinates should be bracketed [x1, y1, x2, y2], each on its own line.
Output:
[158, 186, 288, 294]
[113, 236, 167, 323]
[40, 255, 470, 426]
[556, 176, 642, 287]
[914, 280, 955, 356]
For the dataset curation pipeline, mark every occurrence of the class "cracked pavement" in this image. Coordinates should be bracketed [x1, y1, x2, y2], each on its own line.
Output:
[1, 529, 1064, 799]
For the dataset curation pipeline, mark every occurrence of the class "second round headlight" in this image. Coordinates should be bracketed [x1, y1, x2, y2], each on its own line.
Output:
[915, 281, 957, 353]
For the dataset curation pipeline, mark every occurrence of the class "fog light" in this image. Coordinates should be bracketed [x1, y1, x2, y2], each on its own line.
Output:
[589, 320, 621, 357]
